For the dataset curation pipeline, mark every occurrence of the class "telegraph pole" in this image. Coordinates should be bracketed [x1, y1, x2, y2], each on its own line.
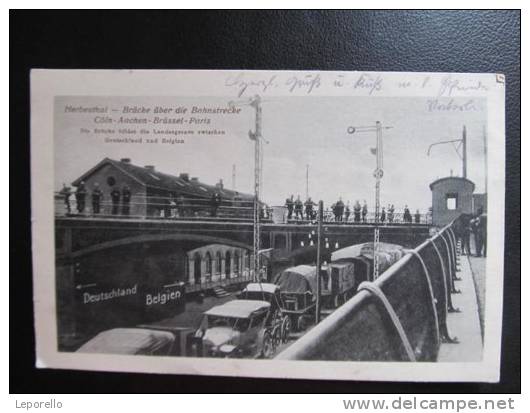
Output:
[229, 95, 265, 281]
[315, 200, 323, 323]
[249, 96, 262, 281]
[347, 121, 392, 281]
[306, 164, 309, 200]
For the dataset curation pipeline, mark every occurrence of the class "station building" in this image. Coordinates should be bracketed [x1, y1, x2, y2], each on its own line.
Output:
[71, 157, 254, 217]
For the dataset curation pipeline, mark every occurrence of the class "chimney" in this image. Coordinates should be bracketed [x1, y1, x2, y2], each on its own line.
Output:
[191, 177, 199, 183]
[120, 158, 131, 164]
[179, 173, 189, 182]
[144, 165, 155, 171]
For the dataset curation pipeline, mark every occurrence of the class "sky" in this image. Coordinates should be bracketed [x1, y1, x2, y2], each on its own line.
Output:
[55, 95, 487, 212]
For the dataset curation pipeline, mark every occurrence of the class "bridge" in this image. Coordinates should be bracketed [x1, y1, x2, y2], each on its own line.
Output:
[55, 215, 432, 348]
[56, 216, 431, 284]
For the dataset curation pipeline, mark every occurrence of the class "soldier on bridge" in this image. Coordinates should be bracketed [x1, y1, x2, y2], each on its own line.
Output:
[294, 195, 304, 220]
[285, 195, 294, 220]
[122, 185, 131, 216]
[75, 181, 87, 214]
[344, 201, 351, 222]
[210, 192, 222, 217]
[91, 183, 103, 215]
[60, 183, 71, 214]
[362, 200, 368, 222]
[353, 200, 361, 223]
[304, 197, 315, 221]
[403, 205, 412, 223]
[111, 187, 121, 215]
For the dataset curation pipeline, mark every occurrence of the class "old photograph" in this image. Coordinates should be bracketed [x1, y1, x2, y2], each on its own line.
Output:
[31, 70, 505, 381]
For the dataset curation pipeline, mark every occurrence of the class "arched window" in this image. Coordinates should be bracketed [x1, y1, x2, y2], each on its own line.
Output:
[204, 252, 212, 282]
[244, 250, 251, 270]
[215, 251, 222, 274]
[234, 251, 240, 275]
[193, 253, 201, 285]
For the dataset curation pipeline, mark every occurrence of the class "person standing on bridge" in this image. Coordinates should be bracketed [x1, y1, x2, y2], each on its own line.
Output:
[285, 195, 294, 220]
[75, 181, 87, 214]
[335, 198, 345, 222]
[210, 192, 222, 217]
[294, 195, 304, 220]
[91, 183, 103, 215]
[304, 197, 315, 221]
[344, 201, 351, 222]
[362, 200, 368, 222]
[472, 208, 487, 257]
[110, 187, 121, 215]
[60, 183, 71, 214]
[403, 205, 412, 223]
[414, 209, 421, 223]
[353, 200, 361, 223]
[380, 206, 386, 223]
[388, 204, 395, 223]
[121, 185, 131, 216]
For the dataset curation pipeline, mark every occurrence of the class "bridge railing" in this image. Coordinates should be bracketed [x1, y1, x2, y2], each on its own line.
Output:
[275, 221, 459, 362]
[289, 210, 432, 225]
[54, 192, 275, 222]
[55, 192, 431, 225]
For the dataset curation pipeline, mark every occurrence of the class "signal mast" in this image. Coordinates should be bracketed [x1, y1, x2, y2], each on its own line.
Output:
[347, 121, 392, 281]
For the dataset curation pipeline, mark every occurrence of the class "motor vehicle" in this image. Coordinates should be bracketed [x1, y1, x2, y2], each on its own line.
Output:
[273, 265, 317, 331]
[239, 283, 291, 343]
[194, 299, 276, 358]
[331, 242, 405, 280]
[321, 261, 357, 308]
[76, 327, 180, 356]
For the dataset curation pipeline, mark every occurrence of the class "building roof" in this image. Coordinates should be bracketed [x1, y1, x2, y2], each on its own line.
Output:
[243, 283, 279, 294]
[205, 299, 270, 318]
[76, 328, 174, 355]
[71, 157, 254, 200]
[331, 242, 404, 261]
[274, 265, 317, 294]
[429, 176, 475, 191]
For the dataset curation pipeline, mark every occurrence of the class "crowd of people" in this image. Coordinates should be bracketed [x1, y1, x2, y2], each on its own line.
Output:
[60, 181, 133, 216]
[59, 183, 256, 219]
[284, 195, 424, 224]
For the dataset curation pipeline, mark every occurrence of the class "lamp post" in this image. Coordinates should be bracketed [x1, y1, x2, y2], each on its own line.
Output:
[347, 121, 392, 281]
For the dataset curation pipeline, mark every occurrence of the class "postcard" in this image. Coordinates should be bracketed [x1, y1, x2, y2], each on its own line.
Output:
[31, 69, 505, 381]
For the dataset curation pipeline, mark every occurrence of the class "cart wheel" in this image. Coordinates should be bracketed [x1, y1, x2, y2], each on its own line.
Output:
[272, 325, 281, 350]
[281, 316, 291, 343]
[261, 332, 274, 359]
